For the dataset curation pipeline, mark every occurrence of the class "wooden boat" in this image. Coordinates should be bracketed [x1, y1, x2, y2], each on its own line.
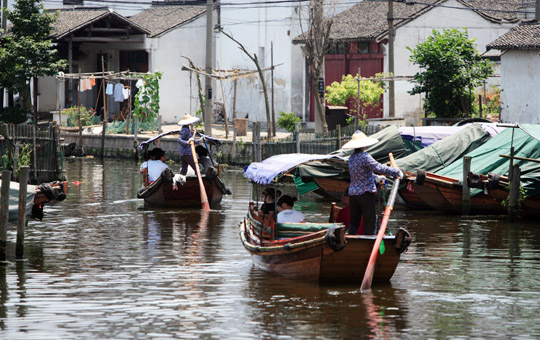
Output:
[413, 170, 506, 214]
[137, 167, 229, 208]
[468, 172, 540, 218]
[239, 202, 411, 283]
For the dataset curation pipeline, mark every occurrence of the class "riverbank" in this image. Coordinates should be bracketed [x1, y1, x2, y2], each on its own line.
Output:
[59, 122, 294, 165]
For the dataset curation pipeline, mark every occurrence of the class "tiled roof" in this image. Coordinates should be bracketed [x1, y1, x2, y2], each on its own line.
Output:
[487, 23, 540, 50]
[49, 7, 149, 39]
[129, 5, 206, 38]
[295, 0, 522, 43]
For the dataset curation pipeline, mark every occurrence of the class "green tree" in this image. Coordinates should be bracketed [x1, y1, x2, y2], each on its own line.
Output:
[326, 73, 386, 127]
[407, 28, 493, 118]
[0, 0, 66, 120]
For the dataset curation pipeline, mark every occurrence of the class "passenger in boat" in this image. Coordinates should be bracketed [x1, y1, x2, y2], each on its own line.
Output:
[177, 114, 201, 176]
[260, 188, 281, 214]
[139, 148, 169, 183]
[277, 195, 305, 223]
[343, 131, 403, 235]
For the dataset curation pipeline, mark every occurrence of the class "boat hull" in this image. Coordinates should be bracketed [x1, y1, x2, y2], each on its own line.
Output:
[240, 211, 404, 283]
[414, 172, 506, 214]
[140, 176, 226, 208]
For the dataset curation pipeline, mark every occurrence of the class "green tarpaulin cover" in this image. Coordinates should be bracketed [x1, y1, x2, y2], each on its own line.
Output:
[436, 124, 540, 197]
[298, 125, 409, 179]
[395, 124, 492, 173]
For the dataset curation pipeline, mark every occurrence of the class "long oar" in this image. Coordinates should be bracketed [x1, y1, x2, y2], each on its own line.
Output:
[360, 153, 400, 291]
[190, 129, 211, 211]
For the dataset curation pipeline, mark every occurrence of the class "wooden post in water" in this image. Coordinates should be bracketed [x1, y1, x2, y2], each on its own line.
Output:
[16, 166, 30, 259]
[507, 164, 521, 222]
[101, 56, 107, 159]
[295, 122, 301, 153]
[0, 170, 12, 263]
[232, 127, 237, 159]
[462, 156, 471, 215]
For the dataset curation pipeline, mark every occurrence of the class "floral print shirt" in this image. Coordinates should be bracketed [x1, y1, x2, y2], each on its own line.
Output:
[177, 125, 198, 156]
[348, 151, 399, 195]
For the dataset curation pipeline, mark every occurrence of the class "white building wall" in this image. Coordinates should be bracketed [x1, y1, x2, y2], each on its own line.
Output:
[387, 0, 516, 125]
[147, 16, 207, 124]
[216, 1, 307, 124]
[499, 50, 540, 124]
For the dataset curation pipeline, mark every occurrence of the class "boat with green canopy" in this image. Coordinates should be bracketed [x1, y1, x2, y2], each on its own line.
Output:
[412, 124, 540, 214]
[241, 153, 411, 283]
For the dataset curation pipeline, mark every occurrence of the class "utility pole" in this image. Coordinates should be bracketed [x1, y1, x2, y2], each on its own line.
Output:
[204, 0, 214, 135]
[388, 0, 395, 117]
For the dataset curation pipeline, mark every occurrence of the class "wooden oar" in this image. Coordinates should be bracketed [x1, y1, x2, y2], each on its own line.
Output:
[360, 153, 400, 292]
[190, 129, 211, 211]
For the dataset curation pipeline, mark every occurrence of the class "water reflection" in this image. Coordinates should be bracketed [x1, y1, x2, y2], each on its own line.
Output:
[0, 158, 539, 338]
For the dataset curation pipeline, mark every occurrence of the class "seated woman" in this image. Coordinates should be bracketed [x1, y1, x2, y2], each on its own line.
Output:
[335, 188, 364, 234]
[277, 195, 305, 223]
[260, 188, 281, 214]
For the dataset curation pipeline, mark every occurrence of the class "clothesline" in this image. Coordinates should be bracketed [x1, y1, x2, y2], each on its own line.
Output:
[181, 64, 282, 80]
[55, 70, 148, 81]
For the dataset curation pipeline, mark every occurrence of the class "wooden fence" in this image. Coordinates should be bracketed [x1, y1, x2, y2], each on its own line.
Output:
[0, 123, 64, 184]
[215, 124, 383, 165]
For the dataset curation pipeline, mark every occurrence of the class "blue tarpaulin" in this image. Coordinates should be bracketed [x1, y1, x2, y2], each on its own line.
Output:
[243, 153, 344, 185]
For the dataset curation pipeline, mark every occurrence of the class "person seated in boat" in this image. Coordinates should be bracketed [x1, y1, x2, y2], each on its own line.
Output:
[335, 188, 365, 235]
[343, 131, 403, 235]
[277, 195, 305, 223]
[177, 114, 201, 176]
[139, 148, 169, 184]
[260, 188, 281, 214]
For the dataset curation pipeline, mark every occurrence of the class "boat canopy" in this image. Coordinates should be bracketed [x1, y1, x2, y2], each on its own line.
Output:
[298, 125, 409, 180]
[436, 124, 540, 196]
[243, 153, 345, 185]
[139, 130, 221, 149]
[395, 124, 494, 173]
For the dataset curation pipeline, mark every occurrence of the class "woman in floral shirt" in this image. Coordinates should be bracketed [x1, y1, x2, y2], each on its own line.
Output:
[342, 131, 403, 235]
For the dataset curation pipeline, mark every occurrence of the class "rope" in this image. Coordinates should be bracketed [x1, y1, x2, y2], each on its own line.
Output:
[518, 124, 540, 143]
[431, 145, 446, 168]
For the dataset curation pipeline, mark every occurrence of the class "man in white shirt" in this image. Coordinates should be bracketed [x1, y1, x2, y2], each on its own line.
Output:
[140, 148, 169, 183]
[277, 195, 305, 223]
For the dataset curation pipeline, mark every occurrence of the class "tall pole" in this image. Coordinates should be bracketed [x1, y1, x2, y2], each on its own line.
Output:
[537, 0, 540, 21]
[388, 0, 395, 117]
[204, 0, 214, 136]
[271, 41, 276, 137]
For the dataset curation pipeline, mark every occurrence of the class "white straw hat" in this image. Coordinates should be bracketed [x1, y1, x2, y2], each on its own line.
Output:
[342, 131, 379, 149]
[177, 114, 200, 126]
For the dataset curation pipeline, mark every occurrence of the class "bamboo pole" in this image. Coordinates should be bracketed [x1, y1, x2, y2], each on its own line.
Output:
[16, 166, 30, 259]
[0, 170, 12, 263]
[78, 68, 82, 155]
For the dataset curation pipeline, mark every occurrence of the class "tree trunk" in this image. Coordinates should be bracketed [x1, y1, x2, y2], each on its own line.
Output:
[254, 54, 272, 137]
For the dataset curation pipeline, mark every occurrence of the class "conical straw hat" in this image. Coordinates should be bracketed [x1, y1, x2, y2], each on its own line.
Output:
[342, 131, 379, 149]
[177, 114, 200, 126]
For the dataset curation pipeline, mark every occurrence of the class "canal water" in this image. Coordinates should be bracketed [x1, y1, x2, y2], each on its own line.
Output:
[1, 158, 540, 339]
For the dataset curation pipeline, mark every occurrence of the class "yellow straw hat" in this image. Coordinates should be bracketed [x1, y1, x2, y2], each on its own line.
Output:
[342, 131, 379, 149]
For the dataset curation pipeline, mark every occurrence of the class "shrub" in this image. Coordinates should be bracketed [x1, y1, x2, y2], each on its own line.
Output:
[0, 107, 27, 124]
[277, 112, 301, 133]
[63, 106, 95, 127]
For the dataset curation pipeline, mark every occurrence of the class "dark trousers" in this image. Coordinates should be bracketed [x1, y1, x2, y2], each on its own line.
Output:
[349, 192, 376, 235]
[180, 155, 197, 175]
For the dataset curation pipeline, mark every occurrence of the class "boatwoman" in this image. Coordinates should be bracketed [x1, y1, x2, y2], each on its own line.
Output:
[342, 131, 403, 235]
[177, 114, 201, 175]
